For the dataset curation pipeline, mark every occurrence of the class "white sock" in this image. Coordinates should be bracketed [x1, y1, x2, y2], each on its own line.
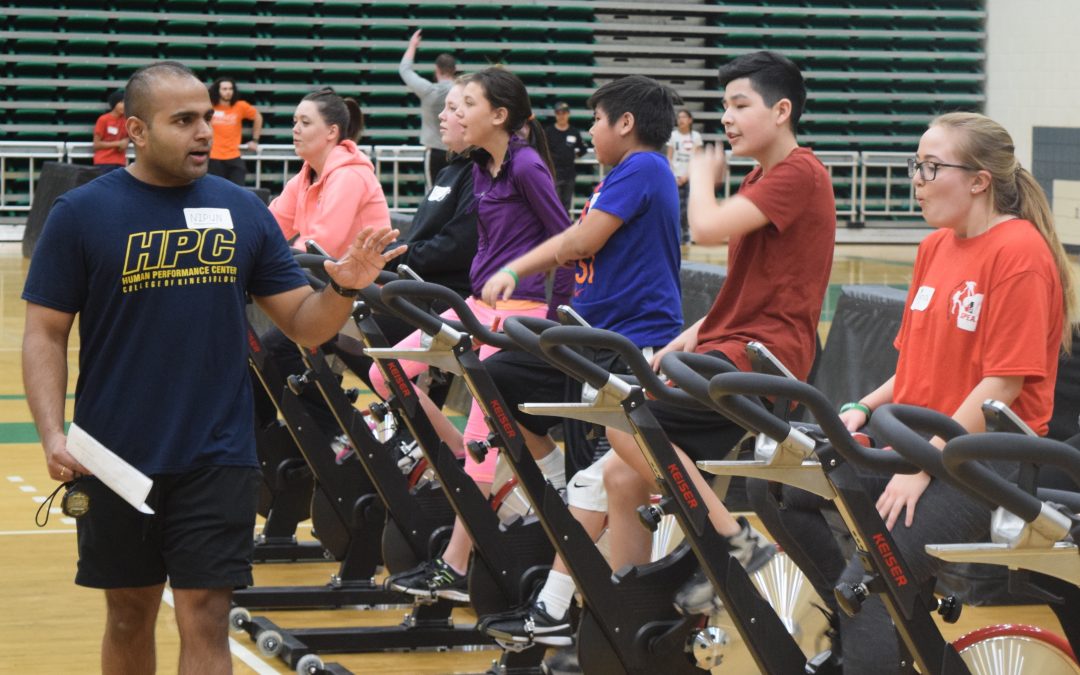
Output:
[537, 570, 575, 619]
[535, 447, 566, 489]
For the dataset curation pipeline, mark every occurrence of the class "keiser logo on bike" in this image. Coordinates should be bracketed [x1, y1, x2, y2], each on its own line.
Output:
[872, 533, 908, 586]
[488, 399, 517, 439]
[385, 362, 413, 399]
[667, 463, 698, 509]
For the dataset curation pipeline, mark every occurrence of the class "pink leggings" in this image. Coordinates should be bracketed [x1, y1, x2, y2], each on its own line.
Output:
[368, 295, 548, 484]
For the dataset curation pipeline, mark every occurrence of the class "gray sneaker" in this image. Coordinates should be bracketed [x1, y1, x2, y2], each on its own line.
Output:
[673, 568, 721, 615]
[674, 517, 777, 615]
[728, 516, 777, 574]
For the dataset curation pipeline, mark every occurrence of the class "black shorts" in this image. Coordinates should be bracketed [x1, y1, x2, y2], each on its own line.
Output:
[484, 347, 632, 476]
[645, 351, 748, 463]
[74, 465, 260, 589]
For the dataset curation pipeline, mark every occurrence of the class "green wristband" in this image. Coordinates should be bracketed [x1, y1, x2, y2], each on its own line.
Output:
[500, 267, 519, 284]
[839, 402, 871, 419]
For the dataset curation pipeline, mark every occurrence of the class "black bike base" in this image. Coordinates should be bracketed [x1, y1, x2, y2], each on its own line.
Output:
[252, 538, 330, 563]
[234, 580, 409, 610]
[244, 614, 494, 669]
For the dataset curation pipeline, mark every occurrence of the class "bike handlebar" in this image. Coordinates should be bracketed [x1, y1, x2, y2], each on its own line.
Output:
[379, 280, 514, 349]
[943, 433, 1080, 522]
[870, 404, 968, 482]
[536, 326, 703, 408]
[707, 372, 919, 474]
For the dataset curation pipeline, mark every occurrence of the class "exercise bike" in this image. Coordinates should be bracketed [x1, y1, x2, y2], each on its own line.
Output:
[872, 401, 1080, 672]
[506, 318, 818, 673]
[694, 354, 1077, 674]
[235, 265, 492, 673]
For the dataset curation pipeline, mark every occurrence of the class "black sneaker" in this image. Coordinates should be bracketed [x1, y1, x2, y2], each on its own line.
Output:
[483, 599, 573, 647]
[544, 644, 582, 674]
[387, 558, 469, 602]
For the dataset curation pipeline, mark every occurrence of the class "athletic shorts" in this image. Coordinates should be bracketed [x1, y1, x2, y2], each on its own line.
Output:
[74, 465, 260, 589]
[566, 449, 613, 512]
[645, 351, 749, 463]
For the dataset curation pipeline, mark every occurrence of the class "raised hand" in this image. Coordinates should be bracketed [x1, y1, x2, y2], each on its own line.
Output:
[324, 227, 407, 290]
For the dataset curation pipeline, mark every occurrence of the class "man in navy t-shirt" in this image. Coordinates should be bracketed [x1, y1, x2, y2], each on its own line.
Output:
[22, 61, 404, 672]
[475, 75, 682, 647]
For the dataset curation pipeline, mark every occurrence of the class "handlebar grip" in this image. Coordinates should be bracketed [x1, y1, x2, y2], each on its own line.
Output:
[708, 372, 919, 474]
[380, 280, 451, 337]
[870, 404, 967, 481]
[537, 326, 700, 408]
[655, 352, 735, 411]
[503, 316, 561, 362]
[536, 326, 619, 391]
[662, 352, 789, 440]
[380, 280, 514, 349]
[943, 433, 1080, 522]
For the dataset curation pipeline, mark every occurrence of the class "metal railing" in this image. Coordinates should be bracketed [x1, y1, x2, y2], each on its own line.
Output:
[0, 141, 66, 212]
[722, 150, 860, 221]
[4, 142, 923, 225]
[860, 151, 920, 219]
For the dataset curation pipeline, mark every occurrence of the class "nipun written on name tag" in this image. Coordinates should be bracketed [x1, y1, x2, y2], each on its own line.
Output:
[184, 208, 234, 230]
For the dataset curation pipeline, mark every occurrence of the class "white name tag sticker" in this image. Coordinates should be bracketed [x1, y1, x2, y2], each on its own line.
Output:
[428, 185, 452, 202]
[213, 110, 225, 119]
[184, 208, 234, 230]
[566, 136, 577, 143]
[911, 285, 934, 311]
[106, 126, 119, 135]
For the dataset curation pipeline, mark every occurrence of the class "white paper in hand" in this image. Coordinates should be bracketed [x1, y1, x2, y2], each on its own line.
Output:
[66, 423, 155, 514]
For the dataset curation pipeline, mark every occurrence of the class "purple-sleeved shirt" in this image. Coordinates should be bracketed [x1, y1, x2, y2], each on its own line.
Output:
[470, 136, 574, 306]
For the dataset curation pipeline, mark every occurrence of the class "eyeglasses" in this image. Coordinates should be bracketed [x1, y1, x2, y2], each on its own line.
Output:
[906, 158, 977, 181]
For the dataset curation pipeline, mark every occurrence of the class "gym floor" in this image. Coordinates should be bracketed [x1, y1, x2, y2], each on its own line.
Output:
[0, 240, 1064, 673]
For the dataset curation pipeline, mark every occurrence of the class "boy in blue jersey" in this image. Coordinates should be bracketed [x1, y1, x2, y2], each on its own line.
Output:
[465, 75, 683, 646]
[21, 61, 403, 674]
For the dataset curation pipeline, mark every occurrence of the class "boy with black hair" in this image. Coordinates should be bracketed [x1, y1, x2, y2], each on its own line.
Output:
[474, 74, 684, 646]
[603, 50, 837, 616]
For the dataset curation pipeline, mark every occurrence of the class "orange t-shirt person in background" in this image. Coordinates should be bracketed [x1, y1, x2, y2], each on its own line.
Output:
[208, 77, 264, 185]
[92, 90, 128, 173]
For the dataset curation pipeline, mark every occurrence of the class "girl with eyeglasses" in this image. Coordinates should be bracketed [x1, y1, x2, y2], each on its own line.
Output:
[750, 112, 1079, 673]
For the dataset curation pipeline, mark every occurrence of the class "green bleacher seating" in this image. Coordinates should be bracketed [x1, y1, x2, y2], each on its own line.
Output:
[1, 1, 985, 225]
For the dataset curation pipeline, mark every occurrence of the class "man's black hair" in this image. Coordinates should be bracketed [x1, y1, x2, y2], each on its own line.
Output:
[124, 61, 198, 123]
[717, 51, 806, 132]
[587, 75, 681, 150]
[208, 77, 239, 106]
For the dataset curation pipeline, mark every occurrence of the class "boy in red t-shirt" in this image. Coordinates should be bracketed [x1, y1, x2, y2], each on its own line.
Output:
[92, 90, 128, 172]
[603, 51, 837, 613]
[208, 77, 263, 185]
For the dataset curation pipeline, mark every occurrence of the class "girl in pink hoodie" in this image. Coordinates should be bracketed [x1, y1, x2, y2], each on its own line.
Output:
[270, 88, 390, 257]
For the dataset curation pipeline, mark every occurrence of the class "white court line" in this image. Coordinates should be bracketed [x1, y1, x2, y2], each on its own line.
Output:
[160, 588, 280, 675]
[0, 529, 76, 535]
[7, 475, 24, 482]
[19, 485, 37, 493]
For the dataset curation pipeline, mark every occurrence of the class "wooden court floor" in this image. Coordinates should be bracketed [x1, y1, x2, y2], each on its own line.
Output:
[0, 241, 1067, 674]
